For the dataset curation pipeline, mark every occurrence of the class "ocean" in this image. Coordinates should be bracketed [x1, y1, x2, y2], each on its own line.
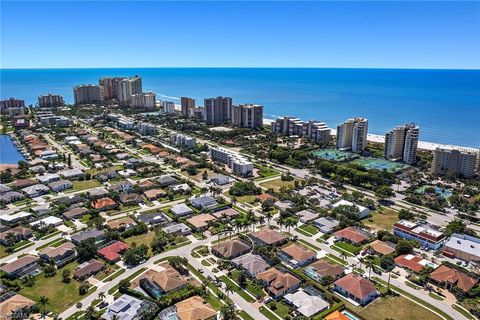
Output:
[1, 68, 479, 147]
[0, 134, 25, 164]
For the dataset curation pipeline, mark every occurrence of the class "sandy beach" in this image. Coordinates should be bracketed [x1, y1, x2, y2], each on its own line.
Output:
[263, 118, 479, 152]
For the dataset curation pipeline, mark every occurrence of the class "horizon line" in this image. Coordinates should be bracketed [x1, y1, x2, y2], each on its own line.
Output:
[1, 66, 480, 71]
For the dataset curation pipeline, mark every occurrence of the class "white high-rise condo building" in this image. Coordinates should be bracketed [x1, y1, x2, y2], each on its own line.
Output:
[271, 116, 331, 144]
[130, 92, 156, 109]
[38, 94, 64, 108]
[170, 133, 196, 149]
[232, 104, 263, 129]
[431, 148, 479, 178]
[160, 101, 175, 114]
[181, 97, 196, 117]
[336, 117, 368, 153]
[136, 122, 157, 135]
[384, 123, 419, 164]
[73, 85, 104, 104]
[204, 96, 232, 125]
[210, 147, 253, 177]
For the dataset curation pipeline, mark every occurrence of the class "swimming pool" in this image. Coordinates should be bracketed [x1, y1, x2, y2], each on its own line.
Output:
[342, 310, 361, 320]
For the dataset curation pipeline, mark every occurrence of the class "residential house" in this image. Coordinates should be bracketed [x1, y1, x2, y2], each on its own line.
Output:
[31, 204, 51, 215]
[211, 208, 241, 220]
[250, 229, 287, 246]
[305, 260, 345, 282]
[231, 254, 270, 277]
[91, 197, 116, 211]
[37, 173, 60, 185]
[0, 226, 33, 245]
[0, 292, 35, 319]
[169, 183, 191, 193]
[21, 184, 50, 198]
[59, 168, 85, 180]
[106, 217, 137, 231]
[331, 200, 370, 219]
[39, 241, 76, 267]
[429, 265, 478, 293]
[366, 240, 395, 256]
[174, 296, 216, 320]
[119, 193, 144, 205]
[334, 227, 369, 245]
[313, 217, 339, 234]
[162, 223, 191, 236]
[97, 241, 130, 263]
[103, 294, 157, 320]
[63, 207, 89, 220]
[137, 212, 166, 226]
[0, 211, 32, 225]
[295, 209, 318, 223]
[256, 267, 301, 299]
[191, 196, 218, 210]
[0, 255, 39, 278]
[284, 288, 330, 317]
[70, 228, 105, 245]
[13, 179, 36, 189]
[211, 239, 251, 259]
[278, 243, 317, 268]
[144, 189, 164, 201]
[0, 191, 25, 204]
[30, 216, 63, 229]
[56, 195, 82, 206]
[170, 204, 194, 217]
[73, 259, 105, 280]
[87, 187, 109, 199]
[48, 179, 73, 192]
[110, 181, 134, 194]
[394, 254, 437, 274]
[274, 200, 293, 212]
[333, 274, 378, 306]
[186, 214, 216, 231]
[138, 266, 188, 298]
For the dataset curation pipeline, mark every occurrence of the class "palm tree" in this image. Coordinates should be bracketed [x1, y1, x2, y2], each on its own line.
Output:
[225, 284, 233, 297]
[98, 291, 106, 301]
[365, 261, 374, 279]
[265, 210, 273, 227]
[39, 296, 49, 316]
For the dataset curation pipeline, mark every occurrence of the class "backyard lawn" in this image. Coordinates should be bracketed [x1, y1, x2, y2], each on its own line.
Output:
[20, 261, 84, 314]
[259, 177, 301, 191]
[71, 179, 102, 191]
[364, 208, 399, 231]
[350, 295, 443, 320]
[298, 223, 320, 235]
[333, 241, 362, 255]
[266, 300, 293, 319]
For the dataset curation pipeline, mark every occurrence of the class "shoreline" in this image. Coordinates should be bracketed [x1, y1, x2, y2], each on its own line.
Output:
[262, 118, 479, 152]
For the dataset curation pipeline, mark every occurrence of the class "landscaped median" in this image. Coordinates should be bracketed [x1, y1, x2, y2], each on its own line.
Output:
[372, 277, 454, 320]
[219, 275, 256, 302]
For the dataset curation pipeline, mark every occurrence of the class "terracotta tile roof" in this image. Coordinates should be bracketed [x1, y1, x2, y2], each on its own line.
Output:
[97, 241, 129, 262]
[175, 295, 217, 320]
[250, 229, 286, 245]
[307, 260, 345, 278]
[368, 240, 395, 256]
[144, 188, 164, 199]
[0, 293, 35, 316]
[211, 239, 251, 258]
[256, 267, 301, 296]
[334, 227, 368, 245]
[186, 214, 216, 229]
[91, 197, 116, 209]
[142, 267, 187, 293]
[280, 243, 316, 262]
[106, 217, 137, 230]
[211, 208, 240, 219]
[394, 254, 427, 273]
[334, 274, 377, 300]
[325, 311, 350, 320]
[430, 265, 478, 292]
[256, 194, 275, 202]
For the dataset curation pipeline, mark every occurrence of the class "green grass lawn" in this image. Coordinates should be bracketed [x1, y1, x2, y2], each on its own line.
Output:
[333, 241, 362, 255]
[364, 208, 399, 231]
[219, 275, 255, 302]
[230, 270, 265, 299]
[236, 195, 258, 204]
[266, 301, 293, 319]
[255, 166, 280, 179]
[72, 179, 102, 191]
[259, 177, 301, 191]
[298, 223, 320, 235]
[259, 306, 279, 320]
[20, 261, 84, 314]
[85, 165, 123, 175]
[125, 231, 156, 254]
[350, 295, 443, 320]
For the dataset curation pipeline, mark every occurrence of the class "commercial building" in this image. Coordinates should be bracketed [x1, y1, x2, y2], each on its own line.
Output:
[210, 146, 253, 177]
[170, 133, 196, 149]
[384, 123, 419, 164]
[204, 96, 232, 125]
[181, 97, 196, 117]
[73, 85, 104, 104]
[232, 104, 263, 129]
[271, 116, 331, 144]
[130, 92, 156, 109]
[38, 94, 64, 108]
[393, 220, 445, 250]
[431, 147, 479, 178]
[336, 117, 368, 153]
[442, 234, 480, 262]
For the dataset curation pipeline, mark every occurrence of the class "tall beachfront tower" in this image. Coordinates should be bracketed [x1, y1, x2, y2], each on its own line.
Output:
[384, 123, 419, 164]
[181, 97, 196, 117]
[232, 104, 264, 129]
[99, 75, 142, 105]
[204, 96, 232, 125]
[431, 148, 479, 178]
[336, 117, 368, 153]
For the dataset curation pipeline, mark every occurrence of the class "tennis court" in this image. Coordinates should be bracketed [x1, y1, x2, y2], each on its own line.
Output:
[312, 149, 358, 162]
[352, 158, 409, 172]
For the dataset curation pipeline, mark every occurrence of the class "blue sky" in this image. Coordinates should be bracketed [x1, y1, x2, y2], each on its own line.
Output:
[1, 1, 479, 69]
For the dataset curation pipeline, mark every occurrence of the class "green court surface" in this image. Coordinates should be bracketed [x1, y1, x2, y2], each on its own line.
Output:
[312, 149, 358, 162]
[353, 158, 409, 172]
